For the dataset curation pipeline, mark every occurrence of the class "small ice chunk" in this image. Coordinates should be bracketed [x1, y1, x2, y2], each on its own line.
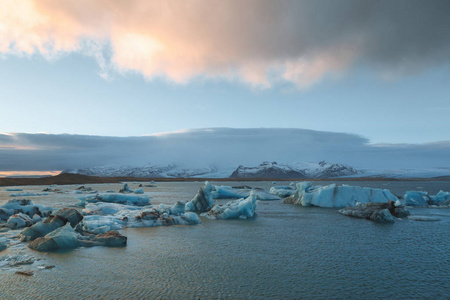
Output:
[134, 188, 144, 194]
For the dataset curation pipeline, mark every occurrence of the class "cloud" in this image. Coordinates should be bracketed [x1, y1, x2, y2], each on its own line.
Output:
[0, 128, 449, 171]
[1, 0, 449, 88]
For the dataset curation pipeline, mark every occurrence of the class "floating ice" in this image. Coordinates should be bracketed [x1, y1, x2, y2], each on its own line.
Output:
[284, 182, 398, 207]
[78, 193, 151, 206]
[29, 223, 79, 251]
[212, 185, 280, 201]
[404, 191, 432, 206]
[5, 188, 23, 192]
[0, 199, 53, 221]
[0, 237, 9, 252]
[19, 208, 83, 242]
[269, 185, 296, 198]
[119, 183, 134, 193]
[431, 190, 450, 206]
[134, 188, 144, 194]
[9, 192, 49, 197]
[185, 181, 215, 212]
[201, 192, 257, 220]
[82, 202, 144, 215]
[7, 213, 33, 229]
[82, 203, 200, 233]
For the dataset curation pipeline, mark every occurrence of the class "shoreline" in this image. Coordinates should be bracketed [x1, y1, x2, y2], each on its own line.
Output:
[0, 173, 449, 187]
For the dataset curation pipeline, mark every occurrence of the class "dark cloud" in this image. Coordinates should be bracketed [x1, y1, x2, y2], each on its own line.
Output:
[0, 128, 448, 171]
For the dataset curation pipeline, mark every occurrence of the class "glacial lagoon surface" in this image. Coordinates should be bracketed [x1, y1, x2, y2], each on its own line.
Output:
[1, 181, 449, 299]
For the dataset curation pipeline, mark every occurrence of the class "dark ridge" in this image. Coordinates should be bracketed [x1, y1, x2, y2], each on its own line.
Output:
[0, 173, 449, 187]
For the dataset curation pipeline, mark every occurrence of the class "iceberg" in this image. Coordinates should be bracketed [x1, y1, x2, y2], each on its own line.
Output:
[0, 237, 9, 252]
[404, 191, 432, 206]
[433, 190, 450, 206]
[403, 190, 450, 207]
[269, 185, 296, 198]
[7, 213, 33, 229]
[19, 208, 83, 242]
[212, 185, 280, 201]
[8, 192, 49, 197]
[78, 193, 151, 206]
[28, 223, 127, 251]
[201, 192, 257, 220]
[185, 181, 215, 212]
[284, 182, 398, 207]
[338, 201, 409, 223]
[29, 223, 79, 251]
[0, 199, 53, 221]
[82, 202, 144, 215]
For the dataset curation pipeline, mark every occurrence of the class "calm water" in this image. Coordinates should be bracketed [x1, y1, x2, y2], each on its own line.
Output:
[1, 181, 449, 299]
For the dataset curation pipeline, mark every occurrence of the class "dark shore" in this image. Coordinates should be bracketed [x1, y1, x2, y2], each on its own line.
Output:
[0, 173, 449, 187]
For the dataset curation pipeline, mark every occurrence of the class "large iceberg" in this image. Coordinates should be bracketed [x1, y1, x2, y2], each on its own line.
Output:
[185, 181, 215, 212]
[201, 192, 257, 220]
[78, 193, 151, 206]
[284, 182, 398, 207]
[212, 185, 280, 201]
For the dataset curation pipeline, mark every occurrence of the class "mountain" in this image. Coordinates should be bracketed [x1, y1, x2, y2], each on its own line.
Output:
[62, 161, 358, 179]
[229, 161, 358, 179]
[62, 164, 221, 178]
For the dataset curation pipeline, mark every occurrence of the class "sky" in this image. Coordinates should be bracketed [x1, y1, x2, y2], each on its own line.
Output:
[0, 0, 449, 172]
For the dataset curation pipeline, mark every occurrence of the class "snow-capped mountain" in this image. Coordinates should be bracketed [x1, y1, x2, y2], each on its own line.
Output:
[230, 161, 358, 179]
[62, 161, 358, 179]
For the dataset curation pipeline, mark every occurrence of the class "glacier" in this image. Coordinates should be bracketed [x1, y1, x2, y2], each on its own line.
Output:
[284, 182, 399, 207]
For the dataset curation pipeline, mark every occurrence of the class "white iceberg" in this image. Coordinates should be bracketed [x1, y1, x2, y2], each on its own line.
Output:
[78, 193, 151, 206]
[284, 182, 398, 207]
[201, 192, 257, 220]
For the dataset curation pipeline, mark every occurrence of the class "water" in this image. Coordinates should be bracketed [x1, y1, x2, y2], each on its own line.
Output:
[1, 181, 449, 299]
